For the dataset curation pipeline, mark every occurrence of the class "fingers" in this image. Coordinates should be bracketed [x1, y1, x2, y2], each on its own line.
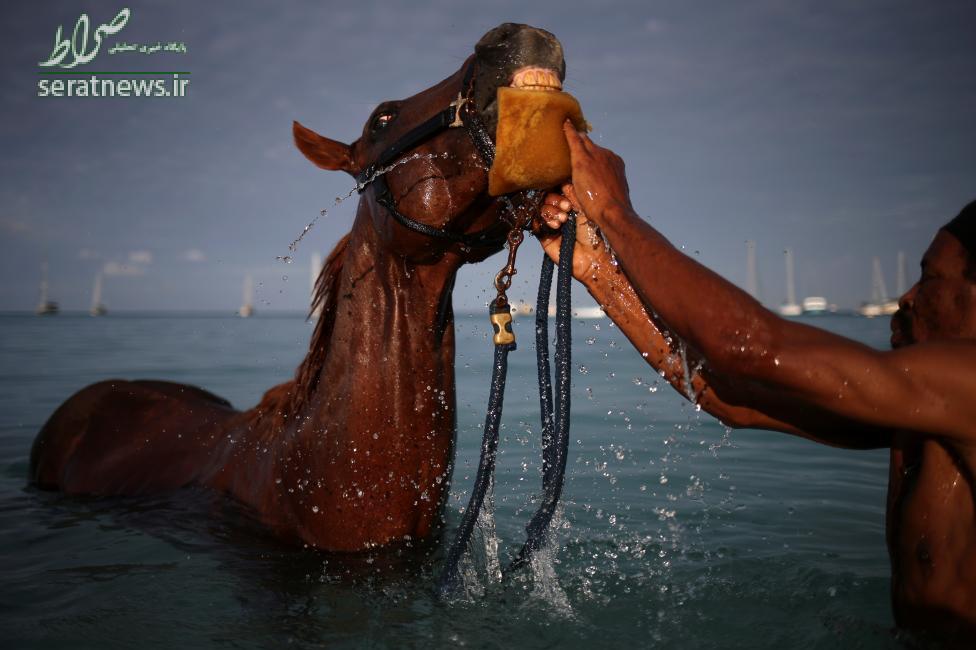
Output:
[544, 192, 572, 211]
[563, 120, 586, 158]
[542, 190, 573, 229]
[540, 203, 568, 229]
[561, 184, 585, 215]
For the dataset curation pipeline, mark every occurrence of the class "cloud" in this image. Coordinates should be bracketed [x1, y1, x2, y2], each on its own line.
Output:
[184, 248, 206, 262]
[644, 18, 667, 34]
[103, 261, 145, 277]
[0, 216, 29, 234]
[78, 248, 101, 260]
[128, 250, 153, 264]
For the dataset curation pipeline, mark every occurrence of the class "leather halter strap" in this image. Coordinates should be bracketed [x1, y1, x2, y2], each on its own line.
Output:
[355, 61, 506, 249]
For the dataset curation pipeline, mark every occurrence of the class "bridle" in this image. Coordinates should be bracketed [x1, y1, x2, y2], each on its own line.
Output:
[355, 60, 509, 250]
[355, 56, 577, 599]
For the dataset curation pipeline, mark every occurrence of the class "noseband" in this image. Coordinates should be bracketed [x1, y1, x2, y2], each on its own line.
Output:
[355, 61, 507, 250]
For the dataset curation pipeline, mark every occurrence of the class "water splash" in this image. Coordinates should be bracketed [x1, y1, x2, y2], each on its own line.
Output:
[281, 152, 451, 257]
[528, 504, 574, 617]
[675, 340, 705, 404]
[477, 477, 502, 584]
[453, 477, 502, 601]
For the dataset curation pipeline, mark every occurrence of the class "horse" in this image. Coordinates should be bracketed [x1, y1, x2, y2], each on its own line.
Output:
[29, 23, 568, 553]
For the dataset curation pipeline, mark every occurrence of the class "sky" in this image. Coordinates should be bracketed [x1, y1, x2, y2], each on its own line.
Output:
[1, 0, 973, 313]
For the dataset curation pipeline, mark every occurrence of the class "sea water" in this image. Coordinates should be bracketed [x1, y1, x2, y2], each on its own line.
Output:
[0, 313, 899, 648]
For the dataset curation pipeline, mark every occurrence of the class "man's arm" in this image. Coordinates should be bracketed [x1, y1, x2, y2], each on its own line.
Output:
[538, 202, 891, 449]
[543, 123, 976, 446]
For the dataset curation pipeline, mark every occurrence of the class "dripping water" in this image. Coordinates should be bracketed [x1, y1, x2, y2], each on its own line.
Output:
[278, 152, 452, 260]
[528, 503, 574, 617]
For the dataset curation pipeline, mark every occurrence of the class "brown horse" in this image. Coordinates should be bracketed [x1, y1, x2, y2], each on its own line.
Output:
[29, 23, 567, 553]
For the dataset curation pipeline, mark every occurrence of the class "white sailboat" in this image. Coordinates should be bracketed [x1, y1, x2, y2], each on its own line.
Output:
[89, 272, 107, 316]
[310, 252, 323, 319]
[573, 304, 607, 319]
[512, 299, 534, 318]
[239, 274, 255, 318]
[546, 302, 606, 319]
[36, 261, 58, 315]
[859, 256, 898, 317]
[778, 248, 802, 316]
[801, 296, 829, 314]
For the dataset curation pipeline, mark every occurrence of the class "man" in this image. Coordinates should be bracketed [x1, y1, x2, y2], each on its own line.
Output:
[538, 121, 976, 642]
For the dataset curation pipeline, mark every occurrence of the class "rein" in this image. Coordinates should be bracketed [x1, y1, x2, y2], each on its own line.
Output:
[355, 59, 576, 598]
[436, 212, 575, 598]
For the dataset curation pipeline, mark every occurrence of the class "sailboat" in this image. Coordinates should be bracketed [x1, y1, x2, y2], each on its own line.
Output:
[545, 302, 606, 319]
[239, 274, 255, 318]
[36, 261, 59, 315]
[512, 299, 534, 318]
[89, 272, 107, 316]
[858, 256, 898, 318]
[801, 296, 829, 314]
[778, 248, 802, 316]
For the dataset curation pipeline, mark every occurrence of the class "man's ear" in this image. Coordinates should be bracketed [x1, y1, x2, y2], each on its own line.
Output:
[293, 121, 359, 176]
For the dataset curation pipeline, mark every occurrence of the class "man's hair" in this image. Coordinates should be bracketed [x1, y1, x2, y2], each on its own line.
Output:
[942, 199, 976, 280]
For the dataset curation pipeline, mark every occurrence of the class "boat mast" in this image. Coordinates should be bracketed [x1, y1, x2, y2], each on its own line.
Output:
[240, 274, 254, 317]
[38, 262, 50, 310]
[871, 257, 888, 304]
[896, 251, 906, 296]
[785, 248, 797, 306]
[745, 240, 761, 303]
[91, 273, 103, 311]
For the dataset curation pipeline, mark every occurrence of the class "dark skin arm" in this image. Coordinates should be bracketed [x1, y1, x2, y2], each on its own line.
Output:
[537, 122, 976, 448]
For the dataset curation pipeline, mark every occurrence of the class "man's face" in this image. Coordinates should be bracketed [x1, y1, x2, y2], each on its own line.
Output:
[891, 230, 976, 348]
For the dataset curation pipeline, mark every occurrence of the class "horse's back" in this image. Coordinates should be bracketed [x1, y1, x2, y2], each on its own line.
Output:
[30, 379, 238, 495]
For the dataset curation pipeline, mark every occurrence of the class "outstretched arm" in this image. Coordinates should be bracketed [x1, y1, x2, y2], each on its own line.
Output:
[538, 189, 890, 448]
[538, 123, 976, 447]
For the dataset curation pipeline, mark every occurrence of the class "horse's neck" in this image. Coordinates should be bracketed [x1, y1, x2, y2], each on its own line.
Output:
[278, 208, 462, 547]
[307, 209, 460, 435]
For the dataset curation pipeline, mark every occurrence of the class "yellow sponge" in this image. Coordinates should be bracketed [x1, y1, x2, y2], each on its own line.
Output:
[488, 88, 589, 196]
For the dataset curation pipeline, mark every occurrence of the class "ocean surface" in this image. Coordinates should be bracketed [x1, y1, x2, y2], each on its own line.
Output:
[0, 312, 905, 648]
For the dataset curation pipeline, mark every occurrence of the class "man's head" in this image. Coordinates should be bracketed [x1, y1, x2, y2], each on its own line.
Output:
[891, 200, 976, 348]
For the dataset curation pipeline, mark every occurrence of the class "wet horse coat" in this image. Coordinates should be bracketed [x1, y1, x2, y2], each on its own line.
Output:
[30, 23, 568, 552]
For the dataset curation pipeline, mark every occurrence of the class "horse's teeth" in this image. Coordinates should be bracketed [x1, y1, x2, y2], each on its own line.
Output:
[511, 68, 562, 91]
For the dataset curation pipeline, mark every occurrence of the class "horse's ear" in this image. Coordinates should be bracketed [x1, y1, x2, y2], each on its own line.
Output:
[293, 121, 359, 175]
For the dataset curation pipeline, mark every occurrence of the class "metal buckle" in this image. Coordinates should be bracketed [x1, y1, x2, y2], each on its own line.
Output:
[448, 93, 468, 128]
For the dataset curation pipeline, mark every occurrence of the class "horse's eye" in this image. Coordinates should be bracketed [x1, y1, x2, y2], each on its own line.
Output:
[371, 111, 396, 132]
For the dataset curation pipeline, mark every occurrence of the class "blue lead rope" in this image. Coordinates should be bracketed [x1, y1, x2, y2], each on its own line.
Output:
[437, 212, 575, 598]
[510, 211, 575, 570]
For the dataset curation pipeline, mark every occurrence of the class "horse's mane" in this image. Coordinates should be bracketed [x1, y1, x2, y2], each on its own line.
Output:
[243, 233, 350, 431]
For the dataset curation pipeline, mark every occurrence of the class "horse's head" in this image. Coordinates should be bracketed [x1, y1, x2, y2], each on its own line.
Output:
[293, 23, 565, 263]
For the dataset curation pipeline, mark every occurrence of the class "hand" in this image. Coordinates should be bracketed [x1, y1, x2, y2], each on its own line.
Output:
[536, 184, 612, 282]
[561, 121, 634, 226]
